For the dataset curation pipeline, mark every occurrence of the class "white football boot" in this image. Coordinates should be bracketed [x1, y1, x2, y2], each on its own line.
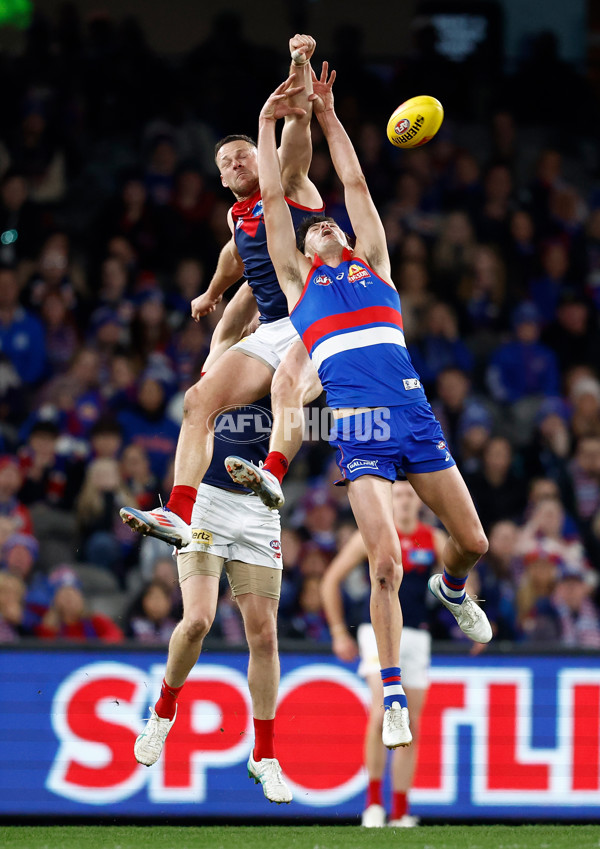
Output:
[134, 707, 177, 766]
[428, 573, 492, 643]
[247, 753, 292, 804]
[225, 456, 284, 510]
[361, 804, 386, 827]
[382, 702, 412, 749]
[388, 814, 420, 828]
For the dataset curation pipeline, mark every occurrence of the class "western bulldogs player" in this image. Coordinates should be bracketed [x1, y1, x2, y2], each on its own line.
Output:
[133, 286, 292, 805]
[120, 34, 322, 547]
[253, 67, 492, 748]
[322, 482, 446, 827]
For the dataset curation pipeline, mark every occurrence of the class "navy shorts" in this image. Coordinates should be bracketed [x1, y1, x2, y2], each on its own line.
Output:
[330, 401, 456, 484]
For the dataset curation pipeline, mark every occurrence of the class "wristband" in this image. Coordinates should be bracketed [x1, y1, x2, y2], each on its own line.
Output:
[291, 49, 307, 66]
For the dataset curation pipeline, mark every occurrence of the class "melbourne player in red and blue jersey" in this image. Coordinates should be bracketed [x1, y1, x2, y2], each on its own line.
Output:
[256, 68, 492, 747]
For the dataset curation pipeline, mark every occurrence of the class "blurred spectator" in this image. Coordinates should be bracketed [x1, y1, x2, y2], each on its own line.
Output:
[117, 374, 179, 480]
[568, 378, 600, 440]
[473, 163, 515, 246]
[431, 210, 478, 294]
[1, 532, 52, 631]
[516, 550, 560, 642]
[18, 421, 84, 511]
[126, 580, 177, 643]
[394, 259, 434, 341]
[442, 151, 483, 218]
[517, 497, 590, 579]
[0, 455, 32, 535]
[0, 266, 46, 385]
[0, 170, 44, 266]
[522, 397, 573, 500]
[94, 170, 159, 270]
[456, 244, 508, 339]
[119, 443, 157, 513]
[487, 302, 560, 404]
[0, 571, 27, 641]
[283, 575, 330, 643]
[293, 490, 339, 552]
[504, 209, 538, 301]
[528, 240, 573, 325]
[35, 566, 123, 642]
[465, 436, 527, 531]
[431, 367, 492, 466]
[552, 570, 600, 648]
[542, 289, 600, 372]
[582, 208, 600, 308]
[144, 135, 178, 207]
[22, 232, 86, 320]
[410, 301, 473, 388]
[476, 520, 520, 641]
[75, 457, 133, 581]
[39, 291, 80, 375]
[88, 418, 123, 461]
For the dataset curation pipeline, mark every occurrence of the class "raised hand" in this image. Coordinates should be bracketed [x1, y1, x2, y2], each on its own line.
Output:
[309, 61, 336, 114]
[260, 76, 307, 122]
[289, 33, 316, 65]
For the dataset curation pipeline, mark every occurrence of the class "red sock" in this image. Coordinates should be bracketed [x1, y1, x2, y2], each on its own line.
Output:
[155, 678, 184, 720]
[392, 791, 408, 820]
[366, 778, 383, 808]
[253, 717, 275, 761]
[262, 451, 289, 484]
[166, 485, 197, 524]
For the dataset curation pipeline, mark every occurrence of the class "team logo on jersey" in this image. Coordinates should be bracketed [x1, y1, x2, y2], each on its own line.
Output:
[314, 274, 332, 286]
[251, 200, 264, 217]
[192, 529, 214, 545]
[348, 264, 371, 285]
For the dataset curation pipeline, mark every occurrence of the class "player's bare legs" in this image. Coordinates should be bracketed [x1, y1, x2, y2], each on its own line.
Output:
[237, 592, 280, 719]
[347, 476, 403, 668]
[237, 587, 291, 804]
[174, 350, 272, 486]
[346, 475, 411, 749]
[134, 572, 220, 766]
[225, 341, 322, 509]
[407, 465, 488, 575]
[407, 466, 492, 643]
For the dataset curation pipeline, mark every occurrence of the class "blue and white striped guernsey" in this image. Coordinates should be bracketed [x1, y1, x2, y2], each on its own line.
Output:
[290, 248, 426, 409]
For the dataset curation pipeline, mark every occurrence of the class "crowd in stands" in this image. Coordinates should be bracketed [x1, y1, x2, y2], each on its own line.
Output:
[1, 6, 600, 649]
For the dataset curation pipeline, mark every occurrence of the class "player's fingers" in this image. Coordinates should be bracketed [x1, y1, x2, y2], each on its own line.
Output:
[320, 60, 329, 81]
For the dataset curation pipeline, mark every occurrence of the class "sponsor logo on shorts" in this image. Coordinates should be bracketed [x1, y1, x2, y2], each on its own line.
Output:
[437, 440, 446, 450]
[347, 458, 379, 472]
[403, 378, 422, 390]
[348, 264, 371, 285]
[394, 118, 411, 134]
[270, 540, 281, 550]
[314, 274, 332, 286]
[191, 529, 213, 545]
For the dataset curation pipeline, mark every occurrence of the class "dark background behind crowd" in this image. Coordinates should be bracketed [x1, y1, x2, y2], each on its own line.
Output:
[1, 1, 600, 651]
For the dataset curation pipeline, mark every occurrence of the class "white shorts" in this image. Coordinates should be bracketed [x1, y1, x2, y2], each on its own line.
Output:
[357, 623, 431, 690]
[231, 316, 300, 372]
[178, 483, 282, 570]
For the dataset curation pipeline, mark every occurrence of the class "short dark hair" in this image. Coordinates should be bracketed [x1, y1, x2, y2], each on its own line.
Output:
[296, 215, 338, 252]
[214, 135, 257, 162]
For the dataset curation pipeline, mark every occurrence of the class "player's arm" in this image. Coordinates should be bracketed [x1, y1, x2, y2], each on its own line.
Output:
[312, 64, 391, 279]
[202, 282, 259, 372]
[258, 78, 312, 311]
[278, 34, 322, 208]
[191, 222, 244, 321]
[321, 529, 367, 662]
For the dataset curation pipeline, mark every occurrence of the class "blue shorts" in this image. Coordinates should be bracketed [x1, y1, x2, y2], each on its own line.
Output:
[330, 401, 456, 484]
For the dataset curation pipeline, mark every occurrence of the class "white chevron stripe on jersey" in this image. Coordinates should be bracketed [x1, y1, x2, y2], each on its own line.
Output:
[311, 325, 407, 370]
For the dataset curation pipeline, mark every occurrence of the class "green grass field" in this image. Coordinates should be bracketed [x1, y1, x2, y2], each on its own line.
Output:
[3, 825, 600, 849]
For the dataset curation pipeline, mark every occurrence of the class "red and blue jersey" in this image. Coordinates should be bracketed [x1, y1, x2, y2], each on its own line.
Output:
[290, 249, 426, 408]
[232, 190, 324, 324]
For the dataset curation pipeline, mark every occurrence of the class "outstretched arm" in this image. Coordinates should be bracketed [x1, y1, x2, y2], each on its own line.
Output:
[321, 529, 367, 662]
[258, 78, 312, 311]
[279, 34, 321, 207]
[312, 64, 391, 278]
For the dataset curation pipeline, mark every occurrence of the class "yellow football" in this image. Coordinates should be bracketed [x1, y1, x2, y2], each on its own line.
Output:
[386, 95, 444, 149]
